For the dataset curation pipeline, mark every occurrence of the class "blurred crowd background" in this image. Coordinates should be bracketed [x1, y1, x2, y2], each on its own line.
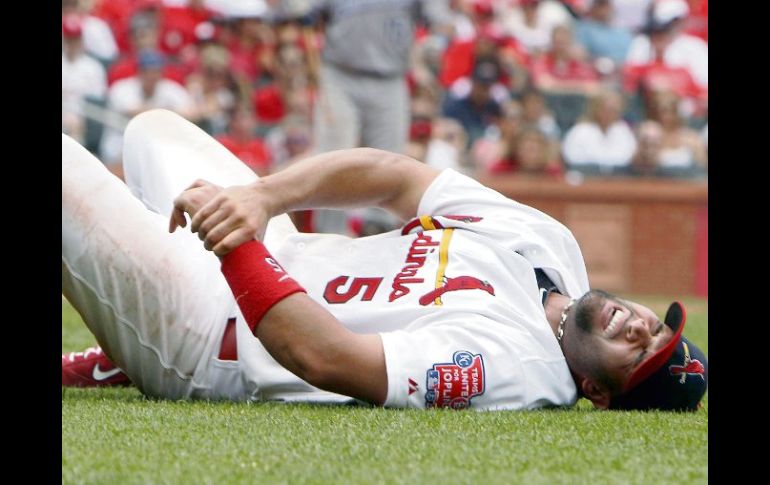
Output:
[62, 0, 708, 235]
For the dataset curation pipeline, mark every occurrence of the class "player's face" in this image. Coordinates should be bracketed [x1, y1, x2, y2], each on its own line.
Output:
[566, 290, 675, 393]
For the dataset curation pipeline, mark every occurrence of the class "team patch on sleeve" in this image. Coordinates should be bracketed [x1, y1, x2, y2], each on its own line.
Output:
[425, 351, 485, 409]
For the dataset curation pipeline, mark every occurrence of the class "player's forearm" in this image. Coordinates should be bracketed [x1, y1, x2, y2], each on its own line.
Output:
[172, 148, 437, 256]
[256, 148, 437, 221]
[220, 240, 387, 405]
[255, 294, 387, 405]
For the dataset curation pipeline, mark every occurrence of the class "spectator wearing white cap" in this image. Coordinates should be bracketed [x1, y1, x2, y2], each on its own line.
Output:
[625, 0, 708, 90]
[62, 14, 107, 145]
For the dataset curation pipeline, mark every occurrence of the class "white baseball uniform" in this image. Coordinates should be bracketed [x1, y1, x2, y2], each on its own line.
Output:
[62, 110, 587, 410]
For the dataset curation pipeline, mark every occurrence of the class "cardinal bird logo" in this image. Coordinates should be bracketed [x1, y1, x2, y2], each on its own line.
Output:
[418, 276, 495, 306]
[668, 342, 705, 384]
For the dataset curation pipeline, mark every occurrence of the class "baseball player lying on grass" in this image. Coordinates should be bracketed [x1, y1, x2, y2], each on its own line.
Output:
[62, 110, 707, 411]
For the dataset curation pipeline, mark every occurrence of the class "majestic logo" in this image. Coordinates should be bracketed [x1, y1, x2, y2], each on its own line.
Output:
[408, 378, 419, 396]
[669, 342, 705, 383]
[425, 351, 486, 409]
[418, 276, 495, 306]
[389, 233, 440, 302]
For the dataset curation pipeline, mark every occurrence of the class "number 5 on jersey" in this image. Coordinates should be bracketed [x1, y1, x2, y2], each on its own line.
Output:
[323, 276, 383, 304]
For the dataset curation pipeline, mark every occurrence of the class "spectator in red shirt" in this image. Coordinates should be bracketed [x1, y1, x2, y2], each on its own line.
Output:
[158, 0, 217, 58]
[216, 107, 273, 176]
[107, 8, 188, 87]
[405, 89, 439, 163]
[108, 14, 159, 85]
[683, 0, 708, 42]
[439, 22, 529, 91]
[92, 0, 159, 55]
[624, 0, 708, 94]
[91, 0, 133, 53]
[530, 24, 600, 96]
[227, 16, 275, 86]
[62, 0, 119, 64]
[622, 0, 709, 121]
[93, 0, 218, 59]
[252, 38, 317, 129]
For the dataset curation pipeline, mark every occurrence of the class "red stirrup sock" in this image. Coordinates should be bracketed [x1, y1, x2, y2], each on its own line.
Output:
[221, 240, 306, 334]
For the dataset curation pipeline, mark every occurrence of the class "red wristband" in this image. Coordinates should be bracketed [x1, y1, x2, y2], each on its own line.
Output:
[220, 240, 306, 334]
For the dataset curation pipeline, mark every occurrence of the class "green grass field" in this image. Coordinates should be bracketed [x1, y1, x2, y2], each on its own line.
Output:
[62, 296, 708, 484]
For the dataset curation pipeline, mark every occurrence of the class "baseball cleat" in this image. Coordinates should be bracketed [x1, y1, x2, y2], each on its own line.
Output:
[62, 346, 131, 387]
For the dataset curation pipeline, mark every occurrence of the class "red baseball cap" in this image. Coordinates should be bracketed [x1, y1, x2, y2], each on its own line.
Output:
[473, 0, 494, 16]
[62, 14, 83, 38]
[610, 301, 708, 411]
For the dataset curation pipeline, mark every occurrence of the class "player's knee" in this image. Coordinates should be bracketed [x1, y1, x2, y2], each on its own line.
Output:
[62, 133, 84, 161]
[123, 109, 180, 173]
[62, 132, 98, 169]
[124, 109, 181, 146]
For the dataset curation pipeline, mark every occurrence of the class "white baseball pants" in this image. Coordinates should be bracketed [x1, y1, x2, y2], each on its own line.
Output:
[62, 109, 297, 400]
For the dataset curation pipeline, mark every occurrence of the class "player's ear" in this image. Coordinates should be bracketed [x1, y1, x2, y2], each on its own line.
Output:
[580, 377, 610, 409]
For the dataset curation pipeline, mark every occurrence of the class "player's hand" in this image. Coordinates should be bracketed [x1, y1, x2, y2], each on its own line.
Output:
[184, 183, 273, 257]
[169, 179, 223, 233]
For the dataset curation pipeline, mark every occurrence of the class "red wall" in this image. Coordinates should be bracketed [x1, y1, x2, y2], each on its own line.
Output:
[477, 174, 708, 297]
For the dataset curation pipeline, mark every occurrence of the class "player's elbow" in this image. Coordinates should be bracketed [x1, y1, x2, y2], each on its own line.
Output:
[296, 346, 345, 392]
[292, 340, 363, 396]
[296, 335, 387, 405]
[366, 149, 439, 219]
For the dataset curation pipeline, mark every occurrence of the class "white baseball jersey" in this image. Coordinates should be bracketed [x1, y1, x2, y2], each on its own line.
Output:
[63, 111, 587, 408]
[236, 169, 590, 410]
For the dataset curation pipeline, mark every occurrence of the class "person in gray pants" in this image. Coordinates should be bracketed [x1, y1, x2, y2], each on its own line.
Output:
[310, 0, 452, 235]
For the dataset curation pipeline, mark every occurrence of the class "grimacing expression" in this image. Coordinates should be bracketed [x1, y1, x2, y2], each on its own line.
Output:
[565, 290, 674, 394]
